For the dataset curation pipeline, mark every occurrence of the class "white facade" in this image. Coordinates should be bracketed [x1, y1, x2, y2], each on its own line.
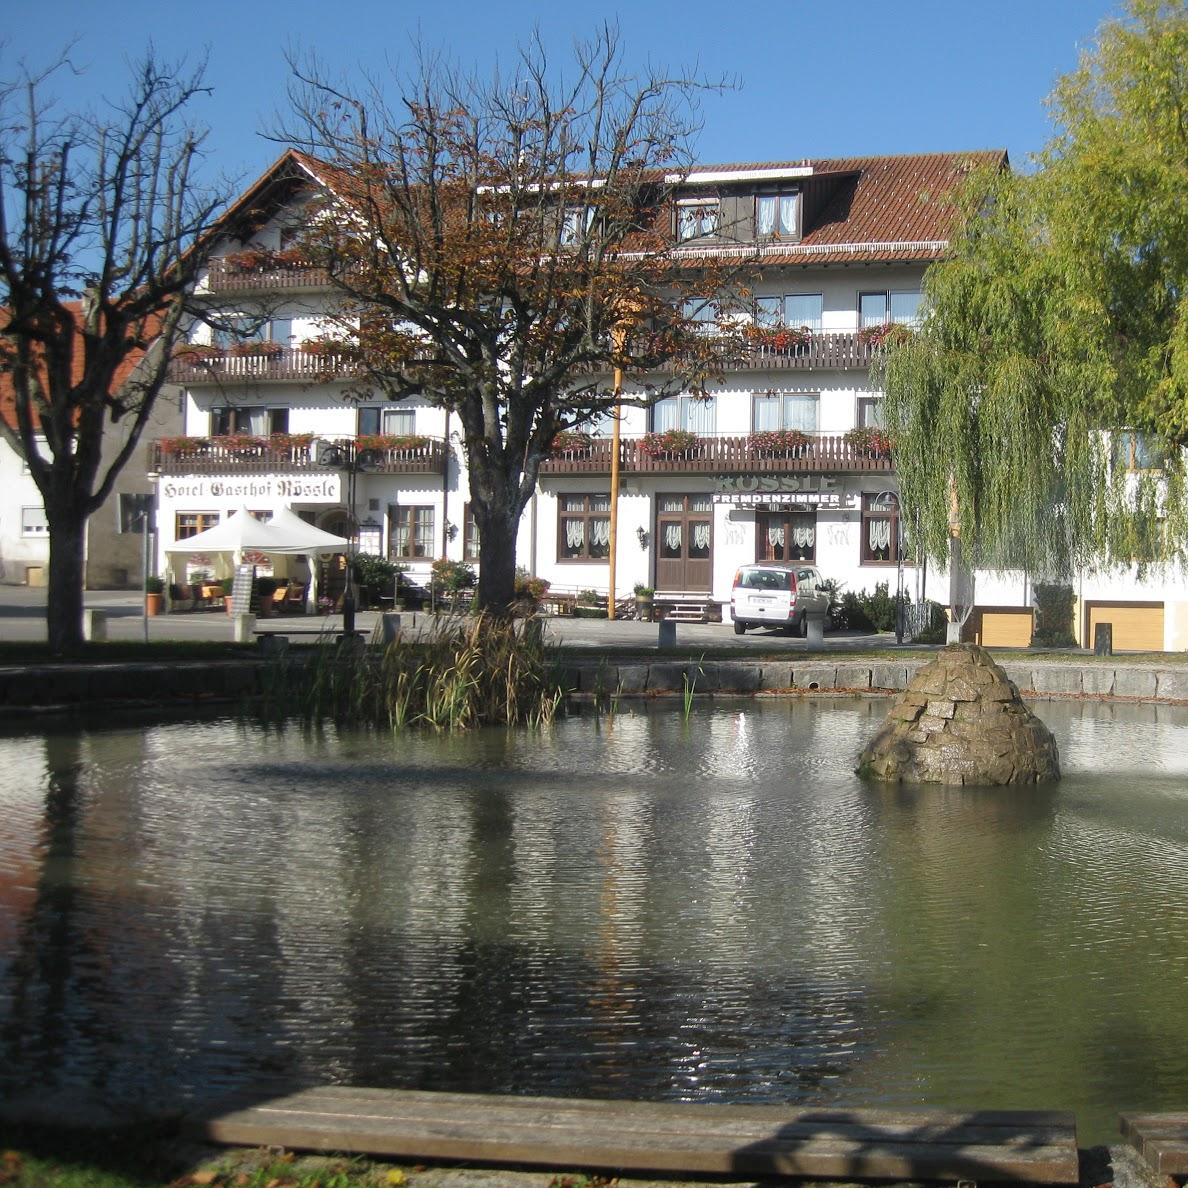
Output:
[145, 149, 1188, 649]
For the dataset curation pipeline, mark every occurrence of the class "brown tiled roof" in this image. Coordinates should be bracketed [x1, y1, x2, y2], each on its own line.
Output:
[1, 302, 149, 432]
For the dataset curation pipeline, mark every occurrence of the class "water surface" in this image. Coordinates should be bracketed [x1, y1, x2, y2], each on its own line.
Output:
[0, 698, 1185, 1144]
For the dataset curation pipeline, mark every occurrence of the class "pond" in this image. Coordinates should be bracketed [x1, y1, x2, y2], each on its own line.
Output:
[0, 698, 1185, 1145]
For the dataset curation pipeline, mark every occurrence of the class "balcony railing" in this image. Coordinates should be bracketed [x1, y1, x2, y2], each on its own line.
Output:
[539, 433, 893, 475]
[680, 331, 880, 372]
[167, 346, 359, 385]
[151, 435, 450, 476]
[204, 255, 334, 293]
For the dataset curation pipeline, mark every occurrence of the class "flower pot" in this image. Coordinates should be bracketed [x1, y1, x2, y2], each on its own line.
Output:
[225, 596, 234, 616]
[145, 593, 163, 617]
[635, 596, 654, 622]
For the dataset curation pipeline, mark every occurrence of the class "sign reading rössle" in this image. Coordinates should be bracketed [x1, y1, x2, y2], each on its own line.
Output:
[160, 475, 342, 503]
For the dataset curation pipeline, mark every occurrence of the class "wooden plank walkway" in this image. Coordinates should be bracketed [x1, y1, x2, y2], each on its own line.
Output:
[187, 1087, 1080, 1183]
[1120, 1113, 1188, 1180]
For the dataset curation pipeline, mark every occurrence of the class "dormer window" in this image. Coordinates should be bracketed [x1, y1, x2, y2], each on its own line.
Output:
[756, 191, 798, 240]
[676, 197, 719, 242]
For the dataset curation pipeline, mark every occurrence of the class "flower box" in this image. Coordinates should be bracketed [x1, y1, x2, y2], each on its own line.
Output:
[743, 324, 813, 352]
[637, 429, 702, 458]
[844, 426, 893, 458]
[747, 430, 811, 457]
[227, 340, 284, 358]
[355, 433, 429, 452]
[548, 431, 594, 455]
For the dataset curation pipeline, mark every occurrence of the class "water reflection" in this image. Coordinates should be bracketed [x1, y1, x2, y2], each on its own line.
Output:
[0, 700, 1185, 1141]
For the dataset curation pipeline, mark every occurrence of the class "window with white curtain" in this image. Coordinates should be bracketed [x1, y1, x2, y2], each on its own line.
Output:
[784, 294, 823, 331]
[756, 191, 798, 239]
[859, 290, 922, 328]
[20, 506, 48, 536]
[652, 393, 716, 435]
[861, 492, 901, 564]
[676, 198, 719, 241]
[757, 511, 816, 562]
[752, 392, 819, 432]
[560, 205, 595, 246]
[559, 494, 611, 561]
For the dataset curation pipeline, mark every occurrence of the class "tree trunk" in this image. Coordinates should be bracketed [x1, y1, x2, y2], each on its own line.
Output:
[474, 504, 519, 614]
[45, 504, 87, 655]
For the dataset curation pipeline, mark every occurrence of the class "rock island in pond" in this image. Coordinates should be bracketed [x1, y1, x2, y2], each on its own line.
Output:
[857, 644, 1061, 785]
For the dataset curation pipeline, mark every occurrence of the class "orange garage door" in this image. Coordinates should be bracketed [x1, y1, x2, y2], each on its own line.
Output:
[978, 609, 1034, 648]
[1086, 602, 1164, 652]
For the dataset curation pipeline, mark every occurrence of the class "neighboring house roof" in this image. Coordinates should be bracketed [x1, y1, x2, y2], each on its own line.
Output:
[0, 302, 150, 434]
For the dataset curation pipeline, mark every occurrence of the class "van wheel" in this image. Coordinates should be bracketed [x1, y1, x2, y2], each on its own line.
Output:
[734, 620, 746, 635]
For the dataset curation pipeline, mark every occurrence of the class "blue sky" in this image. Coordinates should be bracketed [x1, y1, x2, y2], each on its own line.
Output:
[7, 0, 1121, 189]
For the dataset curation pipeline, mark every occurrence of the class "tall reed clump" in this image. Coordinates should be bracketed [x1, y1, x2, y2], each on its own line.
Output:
[262, 614, 567, 731]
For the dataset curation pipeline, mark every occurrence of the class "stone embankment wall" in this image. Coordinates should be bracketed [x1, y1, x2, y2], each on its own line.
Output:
[3, 654, 1188, 711]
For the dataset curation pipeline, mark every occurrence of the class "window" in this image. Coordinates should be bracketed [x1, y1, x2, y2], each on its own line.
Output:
[358, 407, 416, 436]
[212, 316, 292, 348]
[176, 512, 219, 540]
[861, 492, 902, 564]
[560, 205, 595, 246]
[682, 297, 718, 334]
[463, 503, 481, 562]
[757, 511, 816, 562]
[20, 506, 48, 536]
[859, 290, 922, 328]
[753, 391, 819, 433]
[754, 294, 822, 332]
[559, 494, 611, 561]
[784, 294, 823, 331]
[117, 493, 155, 534]
[389, 505, 434, 559]
[676, 197, 719, 241]
[756, 191, 798, 239]
[211, 407, 289, 435]
[652, 392, 716, 434]
[1112, 431, 1168, 472]
[857, 397, 885, 428]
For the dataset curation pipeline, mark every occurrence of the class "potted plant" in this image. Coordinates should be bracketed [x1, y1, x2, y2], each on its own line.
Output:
[144, 575, 165, 617]
[633, 583, 655, 621]
[255, 576, 279, 617]
[747, 429, 811, 458]
[844, 426, 893, 458]
[637, 429, 701, 459]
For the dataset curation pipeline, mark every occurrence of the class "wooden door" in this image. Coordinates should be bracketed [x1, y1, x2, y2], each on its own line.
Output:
[655, 494, 713, 591]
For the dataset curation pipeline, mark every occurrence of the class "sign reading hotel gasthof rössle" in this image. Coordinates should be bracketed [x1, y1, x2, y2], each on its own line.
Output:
[159, 475, 342, 503]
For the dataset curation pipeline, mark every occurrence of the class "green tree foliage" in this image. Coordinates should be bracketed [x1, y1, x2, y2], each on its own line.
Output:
[883, 0, 1188, 577]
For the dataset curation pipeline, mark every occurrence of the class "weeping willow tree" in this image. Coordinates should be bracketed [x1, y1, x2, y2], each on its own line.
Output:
[884, 0, 1188, 579]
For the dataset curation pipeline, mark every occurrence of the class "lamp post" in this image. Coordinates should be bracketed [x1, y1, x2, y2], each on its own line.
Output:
[317, 440, 381, 636]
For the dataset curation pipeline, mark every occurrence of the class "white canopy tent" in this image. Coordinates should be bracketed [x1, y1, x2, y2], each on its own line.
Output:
[165, 505, 350, 612]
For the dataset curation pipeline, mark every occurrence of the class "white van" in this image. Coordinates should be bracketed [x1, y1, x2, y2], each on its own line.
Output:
[730, 563, 830, 635]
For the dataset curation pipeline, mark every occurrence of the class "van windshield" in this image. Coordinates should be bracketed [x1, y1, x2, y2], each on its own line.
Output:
[737, 569, 792, 591]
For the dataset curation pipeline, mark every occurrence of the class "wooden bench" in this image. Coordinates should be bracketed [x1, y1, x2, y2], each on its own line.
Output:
[187, 1088, 1080, 1183]
[1121, 1113, 1188, 1184]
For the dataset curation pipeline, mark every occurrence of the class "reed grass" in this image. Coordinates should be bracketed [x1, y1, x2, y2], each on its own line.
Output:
[259, 613, 566, 731]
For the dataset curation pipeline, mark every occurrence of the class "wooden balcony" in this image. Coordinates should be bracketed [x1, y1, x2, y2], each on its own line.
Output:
[204, 255, 334, 293]
[539, 433, 894, 476]
[167, 347, 358, 386]
[151, 435, 450, 477]
[682, 332, 879, 372]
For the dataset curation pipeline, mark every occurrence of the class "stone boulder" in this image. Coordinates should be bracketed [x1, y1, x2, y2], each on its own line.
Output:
[857, 644, 1060, 785]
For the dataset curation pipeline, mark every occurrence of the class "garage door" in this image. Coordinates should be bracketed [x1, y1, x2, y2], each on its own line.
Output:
[978, 609, 1034, 648]
[1086, 602, 1164, 652]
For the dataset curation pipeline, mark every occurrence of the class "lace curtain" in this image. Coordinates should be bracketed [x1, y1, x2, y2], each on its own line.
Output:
[565, 519, 585, 550]
[693, 523, 711, 551]
[664, 524, 682, 551]
[793, 525, 815, 549]
[590, 519, 610, 548]
[868, 518, 891, 552]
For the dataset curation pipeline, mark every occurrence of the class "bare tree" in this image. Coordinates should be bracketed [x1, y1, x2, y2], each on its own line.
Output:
[0, 51, 228, 652]
[283, 27, 740, 612]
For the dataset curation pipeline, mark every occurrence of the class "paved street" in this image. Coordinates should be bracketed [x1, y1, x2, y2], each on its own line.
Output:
[0, 583, 895, 650]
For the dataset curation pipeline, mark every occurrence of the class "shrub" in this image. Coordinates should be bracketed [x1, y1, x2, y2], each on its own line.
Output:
[431, 558, 476, 593]
[353, 553, 406, 607]
[1033, 582, 1076, 647]
[832, 582, 904, 632]
[515, 567, 550, 602]
[144, 575, 165, 595]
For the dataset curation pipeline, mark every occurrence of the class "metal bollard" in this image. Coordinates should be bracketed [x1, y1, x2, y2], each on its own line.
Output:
[1093, 623, 1113, 656]
[257, 634, 289, 657]
[83, 609, 107, 643]
[233, 612, 255, 643]
[658, 620, 677, 648]
[805, 611, 826, 647]
[381, 613, 402, 644]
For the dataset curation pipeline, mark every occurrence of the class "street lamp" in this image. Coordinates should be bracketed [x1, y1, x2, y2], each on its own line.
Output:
[316, 440, 381, 636]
